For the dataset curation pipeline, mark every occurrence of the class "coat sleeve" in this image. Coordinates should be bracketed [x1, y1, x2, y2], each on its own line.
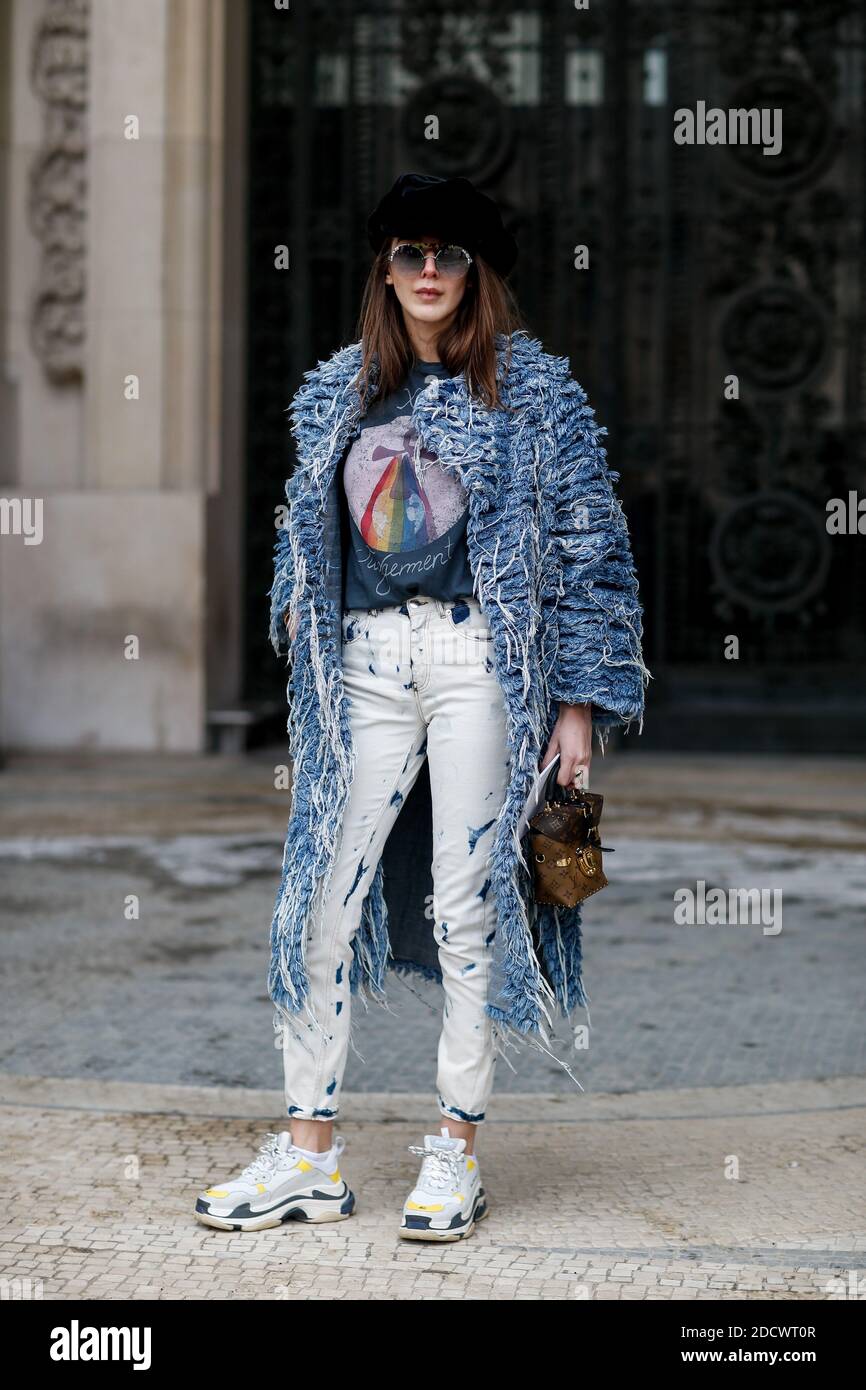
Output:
[545, 375, 650, 729]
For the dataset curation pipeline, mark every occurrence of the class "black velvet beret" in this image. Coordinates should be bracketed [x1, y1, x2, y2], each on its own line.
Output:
[367, 172, 518, 277]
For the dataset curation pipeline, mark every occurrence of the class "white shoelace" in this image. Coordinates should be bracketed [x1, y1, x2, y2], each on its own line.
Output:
[237, 1133, 345, 1183]
[407, 1142, 464, 1192]
[238, 1133, 285, 1182]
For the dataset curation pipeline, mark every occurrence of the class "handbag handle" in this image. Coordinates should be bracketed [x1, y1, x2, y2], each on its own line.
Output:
[542, 758, 585, 805]
[537, 762, 614, 851]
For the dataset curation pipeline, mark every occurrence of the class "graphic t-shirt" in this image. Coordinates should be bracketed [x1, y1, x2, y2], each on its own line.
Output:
[341, 358, 475, 609]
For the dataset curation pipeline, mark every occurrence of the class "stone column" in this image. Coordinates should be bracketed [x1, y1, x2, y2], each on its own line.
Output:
[0, 0, 243, 751]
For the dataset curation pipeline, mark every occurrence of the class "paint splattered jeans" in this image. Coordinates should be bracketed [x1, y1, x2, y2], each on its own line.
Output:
[279, 593, 511, 1127]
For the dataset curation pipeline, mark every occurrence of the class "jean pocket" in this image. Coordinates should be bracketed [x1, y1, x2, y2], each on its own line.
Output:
[341, 611, 368, 645]
[445, 603, 492, 641]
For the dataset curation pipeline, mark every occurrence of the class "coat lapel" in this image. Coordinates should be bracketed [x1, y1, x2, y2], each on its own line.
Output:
[409, 370, 502, 515]
[289, 345, 372, 500]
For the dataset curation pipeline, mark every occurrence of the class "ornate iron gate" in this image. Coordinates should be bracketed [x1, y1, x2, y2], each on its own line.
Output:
[244, 0, 866, 750]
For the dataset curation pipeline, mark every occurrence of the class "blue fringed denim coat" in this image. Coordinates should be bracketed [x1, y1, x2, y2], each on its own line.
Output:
[268, 330, 649, 1081]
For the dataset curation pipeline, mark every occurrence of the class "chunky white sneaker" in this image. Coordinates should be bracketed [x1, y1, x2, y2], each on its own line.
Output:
[194, 1131, 355, 1232]
[398, 1126, 489, 1241]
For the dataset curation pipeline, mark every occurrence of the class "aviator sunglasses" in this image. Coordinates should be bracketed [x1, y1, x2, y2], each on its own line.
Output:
[388, 240, 473, 278]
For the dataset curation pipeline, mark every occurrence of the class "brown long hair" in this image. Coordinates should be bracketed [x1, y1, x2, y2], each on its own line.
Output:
[352, 243, 527, 413]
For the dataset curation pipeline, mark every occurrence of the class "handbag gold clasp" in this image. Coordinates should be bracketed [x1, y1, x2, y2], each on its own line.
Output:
[576, 847, 598, 876]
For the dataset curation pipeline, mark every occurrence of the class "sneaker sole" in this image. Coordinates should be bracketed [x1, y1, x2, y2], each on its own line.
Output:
[398, 1188, 489, 1242]
[194, 1185, 356, 1233]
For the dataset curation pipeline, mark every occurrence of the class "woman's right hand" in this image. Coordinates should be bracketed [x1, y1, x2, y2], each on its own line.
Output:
[284, 609, 299, 642]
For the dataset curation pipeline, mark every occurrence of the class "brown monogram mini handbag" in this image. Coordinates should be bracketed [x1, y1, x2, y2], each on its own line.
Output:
[528, 761, 613, 908]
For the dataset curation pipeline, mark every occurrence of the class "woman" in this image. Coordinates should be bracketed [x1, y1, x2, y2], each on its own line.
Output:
[195, 173, 649, 1241]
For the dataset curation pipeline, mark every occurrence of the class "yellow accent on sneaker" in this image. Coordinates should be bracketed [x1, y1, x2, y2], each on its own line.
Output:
[205, 1189, 229, 1198]
[296, 1158, 313, 1172]
[407, 1201, 444, 1211]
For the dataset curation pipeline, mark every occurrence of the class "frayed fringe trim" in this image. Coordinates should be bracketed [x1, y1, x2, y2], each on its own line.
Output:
[488, 1012, 587, 1092]
[388, 955, 443, 986]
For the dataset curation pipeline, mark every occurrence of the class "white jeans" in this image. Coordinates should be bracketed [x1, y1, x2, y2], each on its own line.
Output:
[279, 593, 512, 1126]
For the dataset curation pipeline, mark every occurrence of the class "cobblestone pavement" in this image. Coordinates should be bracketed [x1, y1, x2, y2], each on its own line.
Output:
[0, 751, 863, 1299]
[0, 1074, 863, 1300]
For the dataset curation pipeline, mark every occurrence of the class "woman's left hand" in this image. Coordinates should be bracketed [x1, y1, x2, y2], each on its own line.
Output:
[540, 702, 593, 788]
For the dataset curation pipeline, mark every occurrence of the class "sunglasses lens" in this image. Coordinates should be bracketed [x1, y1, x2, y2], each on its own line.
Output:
[437, 246, 469, 275]
[391, 245, 425, 274]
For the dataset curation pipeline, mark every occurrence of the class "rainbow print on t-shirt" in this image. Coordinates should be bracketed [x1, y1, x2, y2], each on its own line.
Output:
[361, 430, 438, 552]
